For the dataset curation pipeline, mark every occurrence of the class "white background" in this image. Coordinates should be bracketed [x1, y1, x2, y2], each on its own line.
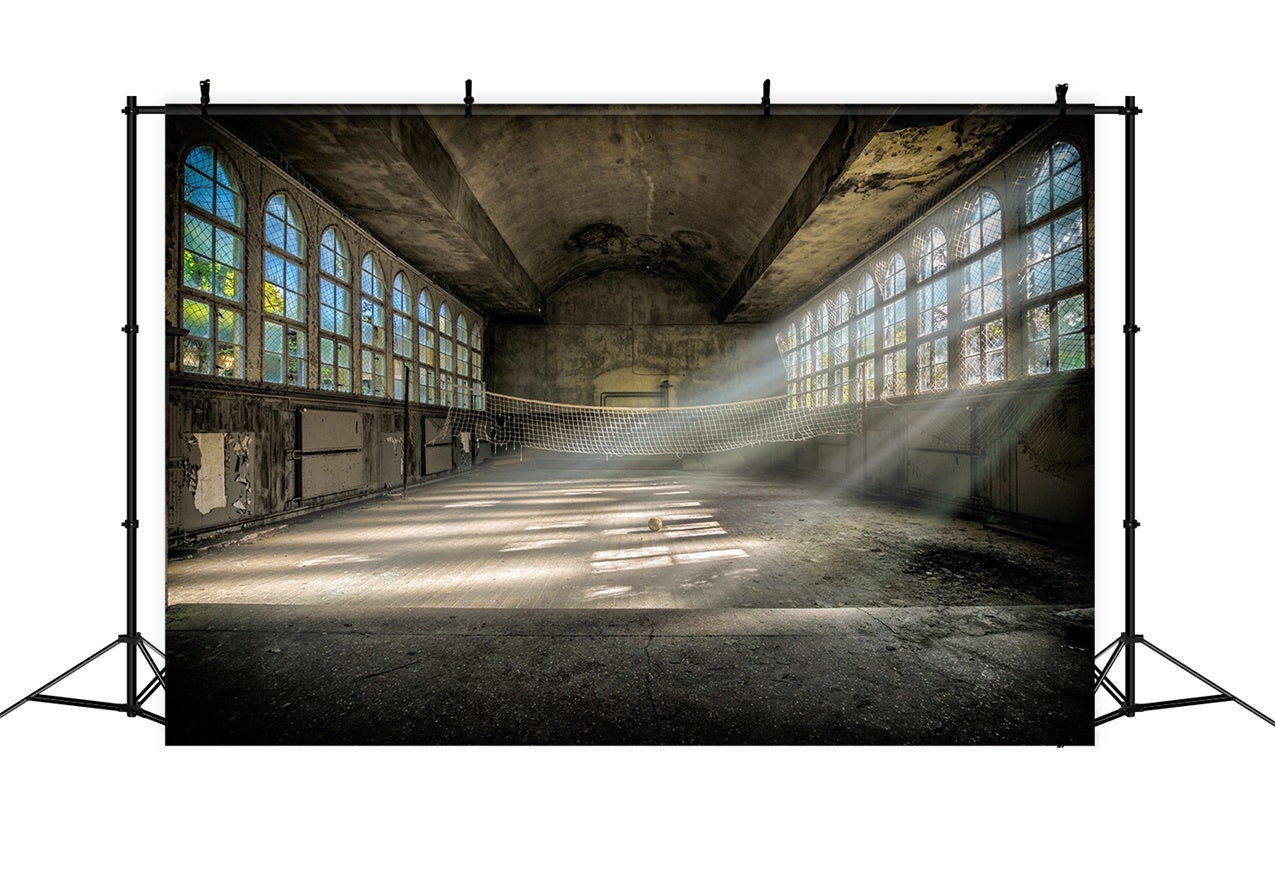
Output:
[1, 3, 1270, 866]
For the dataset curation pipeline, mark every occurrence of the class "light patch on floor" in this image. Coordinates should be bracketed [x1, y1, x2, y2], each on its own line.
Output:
[298, 554, 374, 567]
[500, 538, 577, 552]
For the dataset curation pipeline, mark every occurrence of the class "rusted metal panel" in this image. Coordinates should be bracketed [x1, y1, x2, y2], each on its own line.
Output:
[906, 449, 971, 501]
[299, 452, 363, 498]
[425, 445, 453, 475]
[378, 436, 404, 488]
[298, 408, 363, 452]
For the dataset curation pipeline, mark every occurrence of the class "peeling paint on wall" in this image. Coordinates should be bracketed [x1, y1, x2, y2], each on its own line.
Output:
[191, 433, 226, 515]
[227, 433, 253, 514]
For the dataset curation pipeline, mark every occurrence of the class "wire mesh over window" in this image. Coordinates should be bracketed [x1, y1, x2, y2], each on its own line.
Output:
[360, 297, 385, 350]
[181, 145, 244, 380]
[391, 273, 413, 350]
[362, 349, 386, 397]
[1026, 209, 1084, 298]
[319, 229, 352, 338]
[1022, 141, 1090, 376]
[264, 320, 306, 386]
[183, 213, 243, 301]
[391, 273, 413, 401]
[777, 132, 1092, 409]
[263, 194, 306, 322]
[320, 337, 352, 392]
[1027, 142, 1083, 223]
[181, 298, 242, 378]
[358, 255, 386, 397]
[417, 290, 437, 403]
[961, 319, 1005, 386]
[319, 227, 352, 392]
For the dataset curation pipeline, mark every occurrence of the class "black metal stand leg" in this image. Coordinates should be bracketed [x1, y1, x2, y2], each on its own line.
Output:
[1094, 634, 1273, 729]
[1095, 95, 1271, 732]
[0, 633, 165, 724]
[1, 94, 164, 728]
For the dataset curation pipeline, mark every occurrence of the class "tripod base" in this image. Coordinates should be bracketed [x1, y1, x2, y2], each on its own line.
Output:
[0, 633, 165, 726]
[1094, 634, 1273, 728]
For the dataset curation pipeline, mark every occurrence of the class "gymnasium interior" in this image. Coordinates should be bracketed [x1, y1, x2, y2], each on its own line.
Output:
[165, 106, 1094, 744]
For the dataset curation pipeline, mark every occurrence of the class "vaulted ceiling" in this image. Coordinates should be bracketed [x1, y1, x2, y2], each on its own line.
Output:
[218, 107, 1045, 324]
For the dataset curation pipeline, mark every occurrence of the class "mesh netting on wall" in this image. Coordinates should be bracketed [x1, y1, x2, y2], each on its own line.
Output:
[914, 382, 1093, 479]
[429, 390, 862, 456]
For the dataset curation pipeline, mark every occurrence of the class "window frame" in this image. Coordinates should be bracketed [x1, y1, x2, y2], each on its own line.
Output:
[318, 226, 353, 393]
[359, 253, 387, 397]
[262, 192, 307, 387]
[179, 144, 246, 380]
[958, 190, 1006, 388]
[1023, 140, 1091, 377]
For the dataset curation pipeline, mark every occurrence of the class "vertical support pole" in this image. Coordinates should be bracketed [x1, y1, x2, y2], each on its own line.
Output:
[403, 363, 410, 498]
[1123, 95, 1138, 717]
[124, 95, 139, 716]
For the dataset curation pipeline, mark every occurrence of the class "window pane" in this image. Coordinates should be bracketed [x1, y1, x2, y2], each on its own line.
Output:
[216, 308, 241, 344]
[1059, 334, 1086, 370]
[264, 321, 284, 354]
[265, 212, 286, 250]
[1054, 163, 1082, 210]
[1059, 294, 1085, 332]
[1054, 248, 1084, 289]
[215, 228, 242, 270]
[183, 298, 211, 338]
[184, 214, 213, 257]
[183, 252, 214, 293]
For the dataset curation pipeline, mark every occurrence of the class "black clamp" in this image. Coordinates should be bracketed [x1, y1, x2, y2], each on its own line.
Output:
[1123, 519, 1140, 530]
[200, 79, 211, 115]
[762, 79, 771, 117]
[1123, 324, 1141, 334]
[122, 519, 139, 530]
[464, 79, 474, 118]
[1055, 83, 1068, 115]
[122, 325, 139, 334]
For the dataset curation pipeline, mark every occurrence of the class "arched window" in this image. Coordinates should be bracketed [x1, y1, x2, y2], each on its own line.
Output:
[881, 253, 908, 397]
[359, 254, 386, 396]
[1027, 142, 1082, 223]
[262, 193, 306, 386]
[470, 322, 484, 410]
[179, 145, 244, 378]
[456, 315, 470, 408]
[417, 290, 436, 404]
[832, 289, 852, 403]
[438, 302, 453, 406]
[318, 227, 352, 392]
[916, 227, 949, 393]
[784, 322, 800, 408]
[799, 312, 814, 408]
[813, 302, 831, 406]
[391, 272, 413, 400]
[1025, 143, 1087, 375]
[959, 192, 1005, 386]
[854, 273, 877, 403]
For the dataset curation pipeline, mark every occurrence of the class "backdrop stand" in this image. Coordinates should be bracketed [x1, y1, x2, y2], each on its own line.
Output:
[1093, 96, 1273, 730]
[0, 96, 165, 727]
[3, 88, 1268, 736]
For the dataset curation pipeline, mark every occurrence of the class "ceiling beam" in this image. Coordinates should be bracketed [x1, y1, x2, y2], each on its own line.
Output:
[714, 110, 895, 323]
[381, 112, 546, 321]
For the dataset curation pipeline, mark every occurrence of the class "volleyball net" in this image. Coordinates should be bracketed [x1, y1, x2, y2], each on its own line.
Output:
[428, 389, 862, 456]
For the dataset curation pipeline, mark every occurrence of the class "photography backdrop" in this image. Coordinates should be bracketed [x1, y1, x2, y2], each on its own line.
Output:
[2, 1, 1272, 864]
[164, 106, 1095, 745]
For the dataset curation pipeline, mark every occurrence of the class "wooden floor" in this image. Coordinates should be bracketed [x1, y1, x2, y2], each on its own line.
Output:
[165, 462, 1095, 744]
[167, 462, 1091, 611]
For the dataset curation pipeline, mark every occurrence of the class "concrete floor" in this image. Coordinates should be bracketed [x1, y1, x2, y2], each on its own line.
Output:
[166, 462, 1094, 745]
